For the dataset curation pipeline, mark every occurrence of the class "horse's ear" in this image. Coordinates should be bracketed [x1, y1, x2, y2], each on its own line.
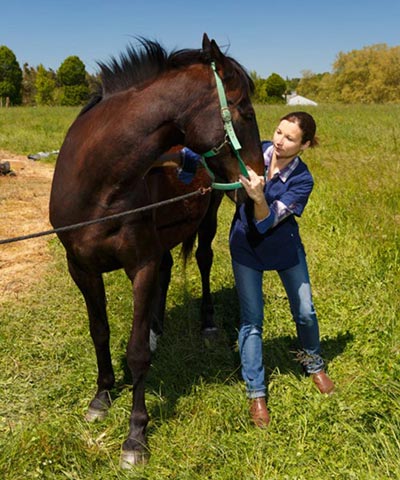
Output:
[202, 33, 225, 64]
[202, 33, 211, 51]
[210, 39, 225, 63]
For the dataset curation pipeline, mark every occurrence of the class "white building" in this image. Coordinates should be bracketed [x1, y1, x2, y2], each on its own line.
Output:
[286, 93, 318, 106]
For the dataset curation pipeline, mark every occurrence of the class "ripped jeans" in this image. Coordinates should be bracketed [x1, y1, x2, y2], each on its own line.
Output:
[232, 247, 324, 399]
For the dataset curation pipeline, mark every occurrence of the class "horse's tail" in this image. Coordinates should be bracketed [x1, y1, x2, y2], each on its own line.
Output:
[181, 232, 197, 267]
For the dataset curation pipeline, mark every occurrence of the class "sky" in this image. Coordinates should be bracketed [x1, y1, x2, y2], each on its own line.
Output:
[2, 0, 400, 79]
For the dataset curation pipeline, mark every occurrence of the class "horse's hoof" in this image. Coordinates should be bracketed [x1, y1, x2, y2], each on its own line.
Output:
[85, 390, 112, 421]
[202, 327, 218, 347]
[120, 450, 149, 469]
[202, 326, 218, 336]
[85, 406, 108, 422]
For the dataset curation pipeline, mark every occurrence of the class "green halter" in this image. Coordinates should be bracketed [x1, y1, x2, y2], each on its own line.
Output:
[200, 62, 250, 190]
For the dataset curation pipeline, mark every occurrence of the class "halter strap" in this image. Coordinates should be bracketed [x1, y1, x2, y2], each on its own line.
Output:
[201, 61, 250, 190]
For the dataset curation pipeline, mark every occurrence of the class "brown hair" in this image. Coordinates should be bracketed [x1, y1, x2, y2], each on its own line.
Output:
[280, 111, 319, 147]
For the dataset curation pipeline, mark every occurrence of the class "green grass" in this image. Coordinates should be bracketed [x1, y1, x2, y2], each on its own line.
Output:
[0, 106, 79, 157]
[1, 104, 399, 479]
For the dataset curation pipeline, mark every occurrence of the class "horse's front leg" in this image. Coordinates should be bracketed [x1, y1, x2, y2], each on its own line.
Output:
[67, 258, 114, 420]
[120, 259, 159, 468]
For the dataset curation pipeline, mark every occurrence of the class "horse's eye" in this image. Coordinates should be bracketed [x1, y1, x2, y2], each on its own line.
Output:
[237, 105, 255, 120]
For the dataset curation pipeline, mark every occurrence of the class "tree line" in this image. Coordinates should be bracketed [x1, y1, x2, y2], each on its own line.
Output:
[0, 43, 399, 106]
[251, 44, 400, 104]
[0, 46, 97, 107]
[296, 43, 400, 104]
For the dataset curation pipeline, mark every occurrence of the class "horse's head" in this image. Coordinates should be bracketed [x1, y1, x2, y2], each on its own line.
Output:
[178, 34, 264, 203]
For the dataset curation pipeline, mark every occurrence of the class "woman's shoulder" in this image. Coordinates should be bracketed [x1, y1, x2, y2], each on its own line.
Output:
[295, 157, 312, 176]
[290, 157, 314, 187]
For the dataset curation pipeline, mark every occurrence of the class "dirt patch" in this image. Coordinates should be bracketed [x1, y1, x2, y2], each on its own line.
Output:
[0, 151, 54, 303]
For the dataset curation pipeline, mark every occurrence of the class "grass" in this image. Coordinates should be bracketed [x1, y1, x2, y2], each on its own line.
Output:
[0, 104, 399, 479]
[0, 106, 79, 157]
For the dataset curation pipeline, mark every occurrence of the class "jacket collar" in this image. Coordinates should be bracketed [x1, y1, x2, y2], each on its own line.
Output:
[264, 144, 299, 183]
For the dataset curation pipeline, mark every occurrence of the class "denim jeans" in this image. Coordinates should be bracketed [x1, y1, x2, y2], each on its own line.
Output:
[232, 247, 324, 399]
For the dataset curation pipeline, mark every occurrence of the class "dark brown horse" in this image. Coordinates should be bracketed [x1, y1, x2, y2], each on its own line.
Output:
[49, 34, 263, 467]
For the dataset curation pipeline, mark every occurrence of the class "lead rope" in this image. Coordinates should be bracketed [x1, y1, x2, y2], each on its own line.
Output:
[0, 187, 211, 246]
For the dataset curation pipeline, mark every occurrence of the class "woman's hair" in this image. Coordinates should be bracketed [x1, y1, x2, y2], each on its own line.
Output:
[280, 111, 318, 147]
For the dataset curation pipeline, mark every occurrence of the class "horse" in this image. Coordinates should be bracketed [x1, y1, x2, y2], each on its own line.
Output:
[49, 34, 264, 467]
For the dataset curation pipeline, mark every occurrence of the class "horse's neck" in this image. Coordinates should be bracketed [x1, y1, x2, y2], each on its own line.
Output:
[122, 67, 211, 165]
[144, 68, 208, 121]
[76, 66, 212, 187]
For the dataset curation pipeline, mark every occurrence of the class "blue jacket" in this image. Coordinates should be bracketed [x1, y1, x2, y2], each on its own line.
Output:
[229, 141, 314, 271]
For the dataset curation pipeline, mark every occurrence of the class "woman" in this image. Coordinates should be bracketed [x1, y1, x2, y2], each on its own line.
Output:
[157, 111, 334, 427]
[229, 111, 334, 428]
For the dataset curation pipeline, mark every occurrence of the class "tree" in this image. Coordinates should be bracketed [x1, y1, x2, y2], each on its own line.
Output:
[22, 63, 37, 105]
[286, 77, 300, 94]
[58, 55, 86, 86]
[250, 71, 268, 103]
[330, 44, 400, 103]
[57, 55, 89, 105]
[0, 45, 22, 106]
[297, 70, 328, 100]
[35, 64, 56, 105]
[265, 73, 286, 103]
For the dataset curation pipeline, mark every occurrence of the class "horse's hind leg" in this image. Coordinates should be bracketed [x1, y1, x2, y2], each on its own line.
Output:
[150, 250, 173, 352]
[196, 191, 223, 338]
[67, 258, 114, 420]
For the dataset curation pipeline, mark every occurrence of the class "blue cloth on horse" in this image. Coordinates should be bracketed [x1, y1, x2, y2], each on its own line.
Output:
[177, 147, 201, 184]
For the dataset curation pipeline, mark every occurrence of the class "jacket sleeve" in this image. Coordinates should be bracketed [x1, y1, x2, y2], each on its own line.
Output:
[267, 169, 314, 229]
[177, 147, 202, 184]
[277, 170, 314, 218]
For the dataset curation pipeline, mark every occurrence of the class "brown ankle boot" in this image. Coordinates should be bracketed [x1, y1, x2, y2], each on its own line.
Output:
[312, 371, 335, 394]
[249, 397, 270, 428]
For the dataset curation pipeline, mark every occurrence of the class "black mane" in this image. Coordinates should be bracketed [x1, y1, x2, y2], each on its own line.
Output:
[97, 38, 205, 95]
[79, 37, 254, 116]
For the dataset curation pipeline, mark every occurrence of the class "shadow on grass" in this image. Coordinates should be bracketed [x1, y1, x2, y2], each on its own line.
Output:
[107, 286, 352, 426]
[262, 330, 353, 392]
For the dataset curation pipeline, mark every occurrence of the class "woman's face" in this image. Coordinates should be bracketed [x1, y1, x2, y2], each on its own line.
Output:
[273, 120, 309, 161]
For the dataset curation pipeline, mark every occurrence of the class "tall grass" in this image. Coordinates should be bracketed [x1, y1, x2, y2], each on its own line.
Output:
[0, 105, 399, 479]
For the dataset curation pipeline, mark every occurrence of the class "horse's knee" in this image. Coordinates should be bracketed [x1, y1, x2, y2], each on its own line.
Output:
[126, 347, 151, 379]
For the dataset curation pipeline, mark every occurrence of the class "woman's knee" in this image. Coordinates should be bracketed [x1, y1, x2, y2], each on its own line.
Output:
[292, 282, 316, 326]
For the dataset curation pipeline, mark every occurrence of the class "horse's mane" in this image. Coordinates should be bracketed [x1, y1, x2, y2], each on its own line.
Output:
[79, 37, 254, 116]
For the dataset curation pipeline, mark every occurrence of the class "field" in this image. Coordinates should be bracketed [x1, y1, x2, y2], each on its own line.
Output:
[0, 104, 399, 479]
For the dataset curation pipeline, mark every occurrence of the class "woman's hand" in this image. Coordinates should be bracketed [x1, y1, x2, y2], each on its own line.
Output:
[239, 166, 270, 221]
[239, 166, 266, 205]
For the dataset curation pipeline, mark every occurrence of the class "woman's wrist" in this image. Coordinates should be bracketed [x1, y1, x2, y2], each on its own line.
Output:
[254, 200, 270, 221]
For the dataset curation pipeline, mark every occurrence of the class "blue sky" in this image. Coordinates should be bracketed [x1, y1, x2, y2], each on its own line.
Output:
[2, 0, 399, 79]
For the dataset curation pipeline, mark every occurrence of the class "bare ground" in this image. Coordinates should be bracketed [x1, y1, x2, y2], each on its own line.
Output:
[0, 151, 54, 303]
